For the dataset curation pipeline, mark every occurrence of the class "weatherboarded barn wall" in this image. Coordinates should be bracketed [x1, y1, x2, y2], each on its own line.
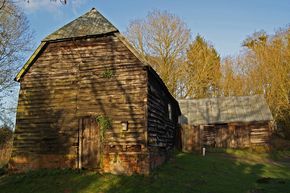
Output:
[11, 35, 149, 173]
[147, 68, 180, 169]
[179, 95, 274, 151]
[9, 8, 180, 175]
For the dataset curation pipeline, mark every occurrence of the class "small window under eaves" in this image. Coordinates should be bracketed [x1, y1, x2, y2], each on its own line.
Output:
[168, 103, 172, 120]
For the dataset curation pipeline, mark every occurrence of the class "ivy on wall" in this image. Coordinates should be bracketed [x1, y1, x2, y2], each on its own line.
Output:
[96, 115, 112, 140]
[101, 69, 114, 78]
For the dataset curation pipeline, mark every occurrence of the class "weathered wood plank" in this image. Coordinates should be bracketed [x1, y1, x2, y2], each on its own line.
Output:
[13, 35, 148, 160]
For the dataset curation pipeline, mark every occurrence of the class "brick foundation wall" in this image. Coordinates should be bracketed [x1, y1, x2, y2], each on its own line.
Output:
[8, 154, 77, 172]
[102, 152, 150, 175]
[8, 151, 171, 175]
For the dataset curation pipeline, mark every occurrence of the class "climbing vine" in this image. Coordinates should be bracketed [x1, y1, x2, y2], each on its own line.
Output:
[96, 115, 112, 169]
[96, 115, 112, 140]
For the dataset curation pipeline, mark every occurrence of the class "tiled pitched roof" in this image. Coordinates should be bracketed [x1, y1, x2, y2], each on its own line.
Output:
[179, 95, 273, 125]
[43, 8, 118, 41]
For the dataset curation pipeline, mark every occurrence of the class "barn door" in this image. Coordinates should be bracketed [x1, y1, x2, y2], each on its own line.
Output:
[80, 117, 100, 169]
[202, 125, 216, 147]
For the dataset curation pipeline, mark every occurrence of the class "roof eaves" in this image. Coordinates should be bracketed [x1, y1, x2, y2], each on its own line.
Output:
[43, 31, 118, 43]
[115, 32, 180, 112]
[114, 32, 150, 67]
[15, 42, 47, 82]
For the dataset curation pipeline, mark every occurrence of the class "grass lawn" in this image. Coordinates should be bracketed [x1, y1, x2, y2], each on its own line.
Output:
[0, 150, 290, 193]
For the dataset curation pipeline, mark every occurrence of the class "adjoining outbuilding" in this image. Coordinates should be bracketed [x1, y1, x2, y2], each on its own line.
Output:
[179, 95, 274, 151]
[9, 8, 180, 175]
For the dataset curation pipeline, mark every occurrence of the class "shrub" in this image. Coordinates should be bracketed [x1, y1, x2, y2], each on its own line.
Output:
[0, 127, 13, 147]
[270, 134, 290, 151]
[0, 126, 13, 167]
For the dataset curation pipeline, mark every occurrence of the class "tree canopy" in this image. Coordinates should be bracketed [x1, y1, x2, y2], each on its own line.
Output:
[126, 10, 289, 137]
[125, 10, 191, 96]
[219, 27, 290, 137]
[181, 35, 221, 98]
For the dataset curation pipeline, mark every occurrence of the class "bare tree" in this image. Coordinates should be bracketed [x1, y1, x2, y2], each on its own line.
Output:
[125, 10, 191, 96]
[220, 56, 249, 97]
[244, 30, 289, 112]
[223, 27, 290, 138]
[243, 28, 290, 136]
[0, 0, 32, 126]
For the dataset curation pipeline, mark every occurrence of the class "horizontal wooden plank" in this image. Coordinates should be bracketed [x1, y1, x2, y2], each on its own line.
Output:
[14, 35, 152, 157]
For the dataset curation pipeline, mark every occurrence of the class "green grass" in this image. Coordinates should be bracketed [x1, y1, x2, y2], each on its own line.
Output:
[1, 150, 290, 193]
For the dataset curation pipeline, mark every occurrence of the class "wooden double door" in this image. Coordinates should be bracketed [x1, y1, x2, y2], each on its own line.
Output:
[202, 125, 217, 146]
[79, 117, 100, 169]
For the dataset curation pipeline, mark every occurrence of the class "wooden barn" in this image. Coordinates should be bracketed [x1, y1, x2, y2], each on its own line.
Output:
[9, 8, 180, 175]
[179, 95, 274, 151]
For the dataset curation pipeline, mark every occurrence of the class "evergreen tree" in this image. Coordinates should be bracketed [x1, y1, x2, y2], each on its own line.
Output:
[182, 35, 221, 98]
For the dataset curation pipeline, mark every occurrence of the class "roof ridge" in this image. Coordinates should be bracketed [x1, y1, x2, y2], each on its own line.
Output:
[43, 8, 118, 41]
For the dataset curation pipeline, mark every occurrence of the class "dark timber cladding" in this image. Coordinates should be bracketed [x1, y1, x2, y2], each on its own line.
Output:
[147, 68, 180, 168]
[179, 95, 274, 151]
[10, 8, 180, 175]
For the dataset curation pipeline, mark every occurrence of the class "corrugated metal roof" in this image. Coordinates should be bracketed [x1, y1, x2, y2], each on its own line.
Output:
[178, 95, 273, 125]
[43, 8, 118, 41]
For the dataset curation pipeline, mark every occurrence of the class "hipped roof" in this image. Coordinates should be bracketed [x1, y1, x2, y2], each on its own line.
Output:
[179, 95, 273, 125]
[43, 8, 118, 41]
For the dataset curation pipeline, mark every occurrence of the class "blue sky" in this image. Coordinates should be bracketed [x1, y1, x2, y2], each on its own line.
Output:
[20, 0, 290, 58]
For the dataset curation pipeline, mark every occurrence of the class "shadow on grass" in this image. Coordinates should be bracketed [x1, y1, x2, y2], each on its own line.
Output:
[104, 152, 290, 193]
[0, 152, 290, 193]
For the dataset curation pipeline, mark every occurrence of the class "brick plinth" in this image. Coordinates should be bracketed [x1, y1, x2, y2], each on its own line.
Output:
[102, 152, 150, 175]
[9, 154, 77, 172]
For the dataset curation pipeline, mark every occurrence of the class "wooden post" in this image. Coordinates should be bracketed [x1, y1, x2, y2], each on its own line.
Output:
[200, 125, 204, 150]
